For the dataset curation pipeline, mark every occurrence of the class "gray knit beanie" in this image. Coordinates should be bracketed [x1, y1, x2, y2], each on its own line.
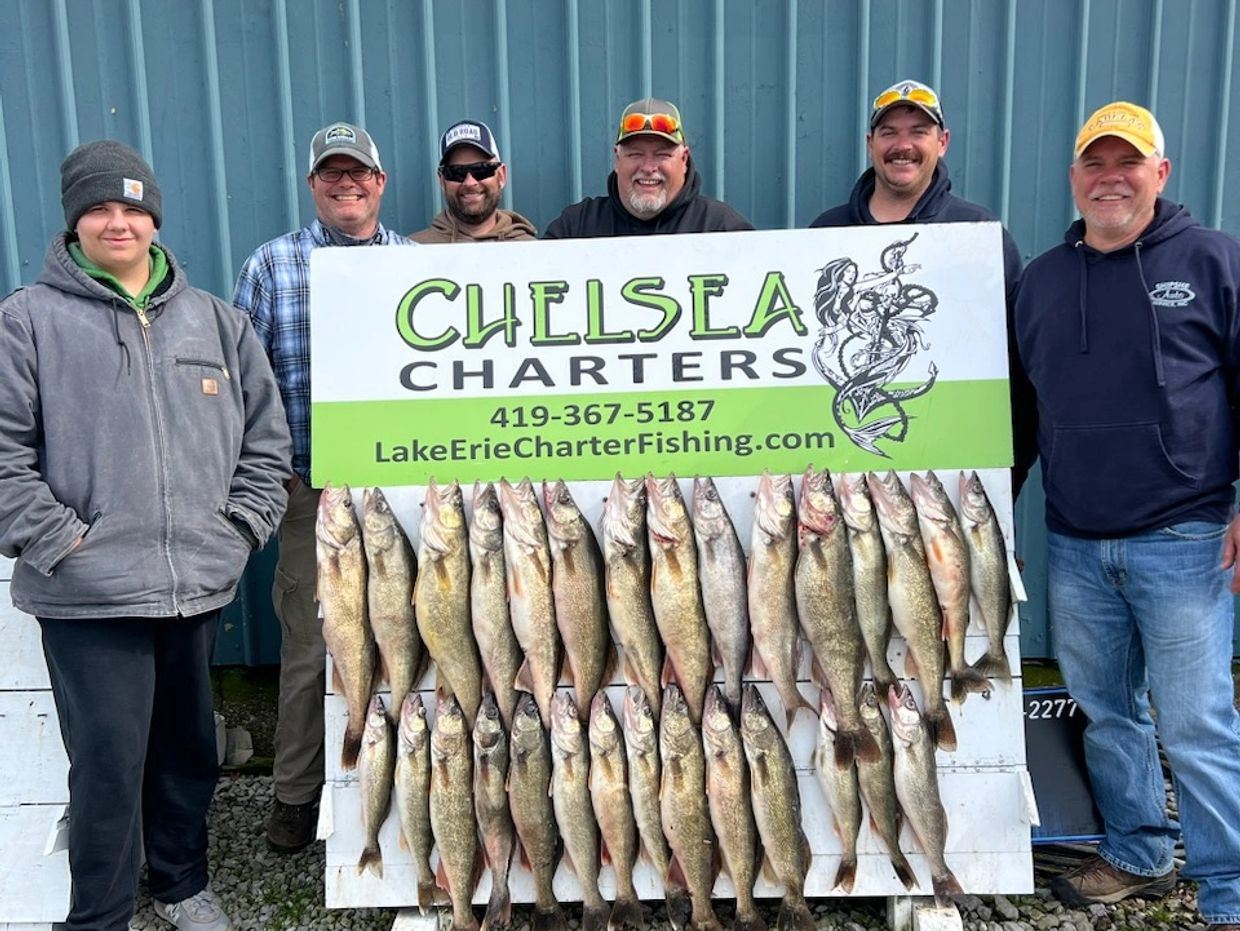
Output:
[60, 139, 162, 230]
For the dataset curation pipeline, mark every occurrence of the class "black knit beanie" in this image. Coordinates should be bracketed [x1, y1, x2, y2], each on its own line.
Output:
[60, 139, 162, 230]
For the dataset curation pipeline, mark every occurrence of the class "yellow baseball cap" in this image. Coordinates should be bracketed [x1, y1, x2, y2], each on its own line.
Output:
[1074, 101, 1165, 159]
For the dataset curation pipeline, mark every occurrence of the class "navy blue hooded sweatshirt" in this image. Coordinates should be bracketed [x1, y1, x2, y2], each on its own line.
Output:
[1014, 198, 1240, 537]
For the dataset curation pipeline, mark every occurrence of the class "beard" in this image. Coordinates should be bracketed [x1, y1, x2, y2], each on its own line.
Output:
[626, 185, 668, 219]
[446, 186, 501, 225]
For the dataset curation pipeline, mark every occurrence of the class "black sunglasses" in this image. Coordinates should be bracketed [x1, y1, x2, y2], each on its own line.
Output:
[439, 161, 501, 183]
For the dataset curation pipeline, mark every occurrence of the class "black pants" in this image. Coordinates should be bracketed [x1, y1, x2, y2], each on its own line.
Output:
[39, 611, 221, 931]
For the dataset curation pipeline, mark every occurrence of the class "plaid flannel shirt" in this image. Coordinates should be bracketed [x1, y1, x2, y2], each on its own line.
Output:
[232, 219, 411, 485]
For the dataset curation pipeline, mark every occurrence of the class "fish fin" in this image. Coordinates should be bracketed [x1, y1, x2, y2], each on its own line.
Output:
[331, 662, 346, 694]
[928, 705, 958, 752]
[607, 894, 643, 931]
[932, 869, 964, 906]
[341, 726, 363, 770]
[416, 870, 437, 914]
[435, 856, 452, 893]
[809, 655, 827, 690]
[515, 658, 535, 694]
[356, 843, 383, 878]
[972, 649, 1012, 682]
[663, 889, 691, 931]
[832, 731, 857, 770]
[891, 851, 917, 891]
[853, 724, 882, 763]
[600, 839, 613, 866]
[749, 648, 768, 680]
[602, 641, 619, 691]
[950, 666, 991, 704]
[832, 853, 857, 893]
[774, 897, 814, 931]
[902, 649, 920, 680]
[375, 655, 389, 689]
[760, 853, 777, 885]
[666, 853, 689, 892]
[661, 654, 676, 689]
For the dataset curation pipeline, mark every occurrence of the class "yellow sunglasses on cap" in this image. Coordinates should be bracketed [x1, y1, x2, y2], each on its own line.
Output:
[873, 85, 940, 111]
[618, 112, 681, 137]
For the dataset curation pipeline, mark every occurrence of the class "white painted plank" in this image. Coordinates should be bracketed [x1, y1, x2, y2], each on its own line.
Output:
[0, 595, 48, 692]
[0, 693, 68, 806]
[0, 555, 15, 581]
[0, 806, 71, 924]
[322, 766, 1031, 908]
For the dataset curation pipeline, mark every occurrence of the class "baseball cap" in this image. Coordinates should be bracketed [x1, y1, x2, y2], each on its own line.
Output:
[308, 122, 382, 173]
[1074, 101, 1165, 159]
[616, 98, 685, 145]
[870, 79, 944, 129]
[439, 120, 501, 164]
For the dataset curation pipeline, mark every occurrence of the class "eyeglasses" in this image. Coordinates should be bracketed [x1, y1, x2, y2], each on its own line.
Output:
[439, 162, 501, 183]
[618, 112, 681, 137]
[873, 85, 940, 111]
[314, 166, 379, 183]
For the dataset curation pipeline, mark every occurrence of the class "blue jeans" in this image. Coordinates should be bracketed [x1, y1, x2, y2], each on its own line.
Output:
[1049, 523, 1240, 925]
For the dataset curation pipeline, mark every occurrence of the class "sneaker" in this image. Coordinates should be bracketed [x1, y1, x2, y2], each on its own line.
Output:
[153, 887, 234, 931]
[1051, 854, 1177, 906]
[266, 797, 318, 853]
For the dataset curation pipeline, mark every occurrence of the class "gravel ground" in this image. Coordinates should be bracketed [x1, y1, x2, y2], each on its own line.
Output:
[121, 773, 1210, 931]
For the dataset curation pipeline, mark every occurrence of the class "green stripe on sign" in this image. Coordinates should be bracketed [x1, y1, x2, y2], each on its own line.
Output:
[310, 381, 1013, 487]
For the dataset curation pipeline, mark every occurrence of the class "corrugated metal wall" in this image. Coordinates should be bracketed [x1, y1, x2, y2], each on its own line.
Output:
[2, 0, 1238, 660]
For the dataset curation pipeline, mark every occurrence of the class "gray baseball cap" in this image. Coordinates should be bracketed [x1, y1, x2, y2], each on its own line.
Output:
[308, 122, 383, 173]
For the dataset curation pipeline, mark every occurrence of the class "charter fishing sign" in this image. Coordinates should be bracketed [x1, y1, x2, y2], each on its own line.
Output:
[309, 225, 1010, 486]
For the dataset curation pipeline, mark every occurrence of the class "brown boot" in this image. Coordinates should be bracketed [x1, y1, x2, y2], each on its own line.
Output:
[1050, 855, 1177, 906]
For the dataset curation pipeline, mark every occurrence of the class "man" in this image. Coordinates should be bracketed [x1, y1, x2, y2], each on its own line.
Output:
[412, 118, 536, 242]
[1014, 101, 1240, 931]
[810, 78, 1033, 481]
[0, 140, 290, 931]
[233, 121, 411, 854]
[543, 97, 752, 237]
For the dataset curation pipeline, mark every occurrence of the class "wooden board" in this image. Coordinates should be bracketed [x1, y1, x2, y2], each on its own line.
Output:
[320, 468, 1033, 909]
[0, 805, 71, 923]
[0, 594, 49, 692]
[0, 692, 69, 807]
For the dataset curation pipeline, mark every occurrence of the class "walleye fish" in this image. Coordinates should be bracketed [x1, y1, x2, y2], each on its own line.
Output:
[621, 687, 686, 924]
[748, 471, 813, 730]
[959, 471, 1013, 682]
[812, 689, 861, 892]
[546, 481, 613, 719]
[909, 471, 989, 703]
[393, 691, 437, 912]
[415, 479, 482, 725]
[837, 473, 898, 695]
[500, 478, 562, 727]
[473, 693, 515, 931]
[508, 693, 567, 931]
[794, 467, 879, 768]
[470, 482, 523, 729]
[357, 694, 395, 877]
[701, 687, 765, 931]
[430, 692, 481, 931]
[316, 483, 375, 770]
[691, 476, 750, 713]
[659, 684, 723, 931]
[739, 684, 814, 931]
[588, 692, 642, 931]
[362, 487, 424, 725]
[888, 682, 964, 904]
[600, 475, 664, 718]
[867, 471, 957, 751]
[856, 682, 916, 890]
[645, 475, 712, 725]
[551, 692, 610, 931]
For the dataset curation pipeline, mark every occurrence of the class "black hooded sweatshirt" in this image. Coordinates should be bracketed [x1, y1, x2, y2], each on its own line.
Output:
[542, 158, 752, 238]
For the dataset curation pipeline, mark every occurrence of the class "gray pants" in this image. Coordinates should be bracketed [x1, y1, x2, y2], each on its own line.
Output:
[271, 480, 324, 805]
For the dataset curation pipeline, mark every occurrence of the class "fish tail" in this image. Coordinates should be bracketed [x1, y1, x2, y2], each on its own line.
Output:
[480, 879, 512, 931]
[928, 706, 958, 752]
[949, 665, 992, 704]
[664, 888, 691, 931]
[607, 894, 643, 931]
[774, 896, 815, 931]
[416, 868, 437, 914]
[733, 907, 768, 931]
[582, 903, 611, 931]
[932, 869, 964, 905]
[532, 906, 568, 931]
[832, 854, 858, 892]
[832, 731, 857, 769]
[341, 726, 364, 770]
[891, 850, 917, 890]
[356, 843, 383, 877]
[972, 649, 1012, 682]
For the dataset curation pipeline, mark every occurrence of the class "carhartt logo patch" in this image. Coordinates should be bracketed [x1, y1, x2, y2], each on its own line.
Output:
[1149, 281, 1195, 308]
[123, 178, 143, 201]
[201, 378, 219, 396]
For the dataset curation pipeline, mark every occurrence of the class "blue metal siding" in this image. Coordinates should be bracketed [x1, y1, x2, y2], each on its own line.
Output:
[2, 0, 1238, 660]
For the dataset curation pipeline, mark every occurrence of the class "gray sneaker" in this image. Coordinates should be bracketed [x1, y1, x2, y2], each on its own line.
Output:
[153, 887, 235, 931]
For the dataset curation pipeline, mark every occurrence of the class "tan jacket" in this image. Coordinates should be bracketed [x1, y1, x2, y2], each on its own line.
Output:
[411, 208, 538, 243]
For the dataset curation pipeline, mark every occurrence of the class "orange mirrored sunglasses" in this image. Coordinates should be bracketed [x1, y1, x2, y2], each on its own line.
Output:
[619, 112, 681, 137]
[873, 86, 940, 111]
